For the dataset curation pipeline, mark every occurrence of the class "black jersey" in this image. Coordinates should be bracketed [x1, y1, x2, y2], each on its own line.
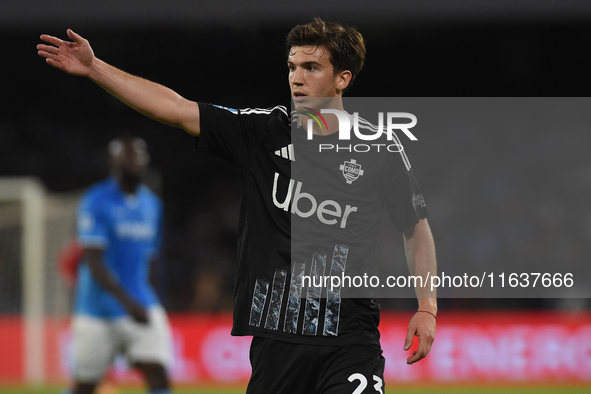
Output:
[196, 102, 427, 345]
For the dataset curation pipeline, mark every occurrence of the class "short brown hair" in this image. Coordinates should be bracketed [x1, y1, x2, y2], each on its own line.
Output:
[286, 18, 366, 91]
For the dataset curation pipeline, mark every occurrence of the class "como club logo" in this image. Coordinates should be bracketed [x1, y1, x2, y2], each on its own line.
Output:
[339, 159, 364, 184]
[302, 107, 328, 132]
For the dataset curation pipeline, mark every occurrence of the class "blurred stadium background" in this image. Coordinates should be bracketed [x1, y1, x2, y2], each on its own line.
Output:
[2, 0, 591, 392]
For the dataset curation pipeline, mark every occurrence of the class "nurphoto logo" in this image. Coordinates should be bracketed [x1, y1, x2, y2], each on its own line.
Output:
[305, 109, 417, 141]
[302, 107, 328, 132]
[302, 109, 418, 153]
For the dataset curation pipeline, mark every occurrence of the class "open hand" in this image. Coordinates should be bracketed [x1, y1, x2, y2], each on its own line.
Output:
[37, 29, 95, 77]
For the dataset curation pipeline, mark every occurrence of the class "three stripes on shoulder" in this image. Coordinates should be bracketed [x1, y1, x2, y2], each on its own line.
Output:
[274, 144, 295, 161]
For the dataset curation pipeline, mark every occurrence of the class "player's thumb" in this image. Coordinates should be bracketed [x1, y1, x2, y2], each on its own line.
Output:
[404, 327, 415, 351]
[67, 29, 83, 43]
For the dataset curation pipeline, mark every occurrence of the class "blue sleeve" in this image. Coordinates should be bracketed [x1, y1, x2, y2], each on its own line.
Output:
[77, 191, 109, 248]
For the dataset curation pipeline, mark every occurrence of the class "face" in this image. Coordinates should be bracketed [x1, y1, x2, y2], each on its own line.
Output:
[288, 45, 351, 111]
[111, 139, 149, 188]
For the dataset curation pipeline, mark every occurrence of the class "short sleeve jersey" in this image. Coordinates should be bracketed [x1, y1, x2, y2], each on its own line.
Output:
[196, 103, 428, 345]
[75, 177, 162, 318]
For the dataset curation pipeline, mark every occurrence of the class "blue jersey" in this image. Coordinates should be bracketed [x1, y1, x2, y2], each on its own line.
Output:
[75, 177, 162, 318]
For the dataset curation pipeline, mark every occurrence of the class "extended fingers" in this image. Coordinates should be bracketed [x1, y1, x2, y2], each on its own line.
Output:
[43, 57, 63, 69]
[37, 47, 60, 62]
[39, 34, 64, 47]
[37, 47, 63, 68]
[37, 43, 60, 56]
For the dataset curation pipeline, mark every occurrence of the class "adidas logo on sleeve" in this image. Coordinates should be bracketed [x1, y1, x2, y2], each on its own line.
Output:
[274, 144, 295, 161]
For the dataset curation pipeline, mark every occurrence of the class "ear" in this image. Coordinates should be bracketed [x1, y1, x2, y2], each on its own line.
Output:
[336, 70, 352, 93]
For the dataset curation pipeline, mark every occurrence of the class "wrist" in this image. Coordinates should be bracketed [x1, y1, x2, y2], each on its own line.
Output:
[416, 310, 437, 320]
[87, 57, 104, 81]
[418, 298, 437, 315]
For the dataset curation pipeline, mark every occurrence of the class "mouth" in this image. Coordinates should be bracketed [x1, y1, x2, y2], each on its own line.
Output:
[292, 92, 308, 102]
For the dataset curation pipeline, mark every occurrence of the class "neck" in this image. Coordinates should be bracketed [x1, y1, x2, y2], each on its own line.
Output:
[302, 96, 344, 136]
[117, 178, 139, 195]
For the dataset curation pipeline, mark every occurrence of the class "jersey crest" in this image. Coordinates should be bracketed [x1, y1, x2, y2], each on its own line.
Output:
[339, 159, 364, 184]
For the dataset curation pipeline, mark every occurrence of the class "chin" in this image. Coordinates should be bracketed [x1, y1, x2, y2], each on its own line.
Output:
[291, 100, 308, 112]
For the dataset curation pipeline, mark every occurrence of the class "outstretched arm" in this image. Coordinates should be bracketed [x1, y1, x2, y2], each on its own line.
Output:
[37, 29, 200, 136]
[402, 218, 437, 365]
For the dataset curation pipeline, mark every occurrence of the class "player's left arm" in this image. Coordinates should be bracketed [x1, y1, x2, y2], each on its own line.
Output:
[149, 200, 164, 292]
[149, 255, 159, 291]
[402, 217, 437, 365]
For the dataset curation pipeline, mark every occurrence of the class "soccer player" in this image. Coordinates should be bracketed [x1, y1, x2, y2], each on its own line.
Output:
[38, 19, 437, 393]
[69, 135, 172, 394]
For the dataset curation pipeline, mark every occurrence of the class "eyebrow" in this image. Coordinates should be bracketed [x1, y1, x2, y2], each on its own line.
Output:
[287, 60, 322, 68]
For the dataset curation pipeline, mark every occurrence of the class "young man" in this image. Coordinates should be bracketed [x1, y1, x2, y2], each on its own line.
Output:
[39, 19, 436, 393]
[71, 135, 172, 394]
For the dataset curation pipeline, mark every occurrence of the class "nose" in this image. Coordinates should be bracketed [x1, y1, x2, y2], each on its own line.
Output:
[290, 67, 304, 86]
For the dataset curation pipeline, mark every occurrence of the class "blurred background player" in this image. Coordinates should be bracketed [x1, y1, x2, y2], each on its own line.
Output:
[57, 237, 119, 394]
[66, 135, 172, 394]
